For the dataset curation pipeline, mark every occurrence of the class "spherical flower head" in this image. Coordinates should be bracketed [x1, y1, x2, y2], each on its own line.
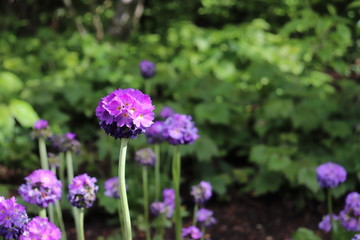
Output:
[31, 119, 52, 139]
[0, 197, 29, 240]
[163, 188, 175, 209]
[18, 169, 62, 208]
[68, 174, 99, 208]
[197, 208, 216, 227]
[191, 181, 213, 204]
[353, 234, 360, 240]
[318, 214, 339, 232]
[135, 148, 156, 166]
[50, 133, 81, 153]
[150, 201, 173, 218]
[162, 113, 199, 145]
[96, 88, 155, 139]
[19, 217, 61, 240]
[139, 60, 156, 79]
[316, 162, 347, 188]
[181, 226, 202, 240]
[340, 206, 360, 231]
[104, 177, 120, 198]
[145, 121, 165, 144]
[160, 106, 174, 119]
[345, 192, 360, 216]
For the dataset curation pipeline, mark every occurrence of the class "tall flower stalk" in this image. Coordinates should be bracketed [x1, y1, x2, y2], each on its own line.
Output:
[172, 146, 181, 240]
[154, 144, 161, 200]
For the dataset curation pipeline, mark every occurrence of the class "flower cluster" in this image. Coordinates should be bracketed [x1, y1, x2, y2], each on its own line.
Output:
[318, 214, 339, 232]
[339, 192, 360, 231]
[95, 88, 155, 139]
[31, 119, 52, 139]
[19, 217, 61, 240]
[197, 208, 216, 227]
[162, 113, 199, 145]
[104, 177, 120, 198]
[68, 174, 98, 208]
[191, 181, 212, 204]
[181, 225, 202, 240]
[135, 148, 156, 166]
[316, 162, 347, 188]
[18, 169, 62, 208]
[160, 106, 174, 119]
[139, 60, 156, 79]
[145, 121, 165, 144]
[51, 133, 81, 153]
[150, 188, 175, 218]
[353, 234, 360, 240]
[0, 197, 29, 240]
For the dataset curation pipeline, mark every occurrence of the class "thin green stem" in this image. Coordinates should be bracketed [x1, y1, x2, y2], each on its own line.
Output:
[66, 151, 79, 238]
[192, 203, 199, 226]
[117, 198, 125, 240]
[118, 138, 131, 240]
[328, 188, 334, 233]
[200, 225, 205, 240]
[145, 81, 152, 96]
[142, 166, 151, 240]
[48, 204, 55, 225]
[78, 208, 85, 240]
[39, 138, 49, 170]
[154, 144, 161, 201]
[172, 146, 182, 240]
[39, 208, 47, 218]
[55, 200, 67, 240]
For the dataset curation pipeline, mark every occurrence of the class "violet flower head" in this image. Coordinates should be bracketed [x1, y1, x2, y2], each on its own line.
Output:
[163, 188, 175, 209]
[95, 88, 155, 139]
[197, 208, 216, 227]
[318, 214, 339, 232]
[139, 60, 156, 79]
[19, 217, 61, 240]
[0, 197, 29, 240]
[31, 119, 52, 139]
[68, 173, 98, 208]
[352, 234, 360, 240]
[160, 106, 174, 119]
[162, 113, 199, 145]
[191, 181, 213, 204]
[18, 169, 62, 208]
[145, 121, 165, 144]
[181, 226, 202, 240]
[150, 201, 166, 216]
[50, 133, 81, 153]
[316, 162, 347, 188]
[135, 148, 156, 166]
[339, 192, 360, 231]
[104, 177, 120, 198]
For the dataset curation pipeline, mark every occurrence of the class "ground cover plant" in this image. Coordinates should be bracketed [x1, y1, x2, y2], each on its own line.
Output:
[1, 0, 360, 239]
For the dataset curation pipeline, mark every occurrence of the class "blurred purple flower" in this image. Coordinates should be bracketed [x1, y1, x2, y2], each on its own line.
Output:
[95, 88, 155, 139]
[18, 169, 62, 208]
[318, 214, 339, 232]
[68, 174, 98, 208]
[19, 217, 61, 240]
[33, 119, 48, 130]
[160, 106, 174, 119]
[0, 197, 29, 240]
[316, 162, 347, 188]
[163, 188, 175, 209]
[139, 60, 156, 79]
[104, 177, 120, 198]
[353, 234, 360, 240]
[197, 208, 216, 226]
[31, 119, 52, 139]
[340, 192, 360, 231]
[51, 133, 81, 153]
[191, 181, 212, 204]
[181, 226, 202, 240]
[135, 148, 156, 166]
[162, 113, 199, 145]
[145, 121, 165, 144]
[150, 188, 176, 218]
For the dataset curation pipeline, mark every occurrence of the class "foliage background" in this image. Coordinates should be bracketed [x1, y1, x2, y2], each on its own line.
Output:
[1, 0, 360, 211]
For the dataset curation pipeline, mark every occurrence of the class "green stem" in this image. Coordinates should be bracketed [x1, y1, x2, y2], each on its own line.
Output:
[172, 146, 182, 240]
[39, 208, 47, 218]
[55, 200, 67, 240]
[48, 204, 55, 225]
[192, 203, 199, 226]
[66, 151, 79, 238]
[39, 138, 49, 170]
[78, 208, 85, 240]
[154, 144, 161, 200]
[328, 188, 334, 233]
[118, 138, 132, 240]
[145, 81, 152, 96]
[117, 198, 125, 240]
[200, 225, 205, 240]
[142, 166, 151, 240]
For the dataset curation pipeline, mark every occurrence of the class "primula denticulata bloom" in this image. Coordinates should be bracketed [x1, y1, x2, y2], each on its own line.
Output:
[191, 181, 213, 204]
[20, 216, 61, 240]
[181, 226, 202, 240]
[68, 174, 98, 208]
[316, 162, 347, 188]
[139, 60, 156, 79]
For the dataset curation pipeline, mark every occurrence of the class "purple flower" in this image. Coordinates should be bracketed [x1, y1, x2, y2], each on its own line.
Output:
[96, 88, 155, 139]
[318, 214, 339, 232]
[33, 119, 48, 130]
[18, 169, 62, 208]
[31, 119, 52, 139]
[160, 106, 174, 119]
[181, 226, 202, 240]
[163, 188, 175, 209]
[353, 234, 360, 240]
[150, 188, 176, 218]
[139, 60, 156, 79]
[68, 174, 98, 208]
[162, 113, 199, 145]
[345, 192, 360, 216]
[0, 197, 29, 240]
[50, 133, 81, 153]
[197, 208, 216, 226]
[104, 177, 120, 198]
[19, 217, 61, 240]
[316, 162, 347, 188]
[150, 201, 166, 216]
[191, 181, 212, 204]
[145, 121, 165, 144]
[339, 192, 360, 231]
[135, 148, 156, 166]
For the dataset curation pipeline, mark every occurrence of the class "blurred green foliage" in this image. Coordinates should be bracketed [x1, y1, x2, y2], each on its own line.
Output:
[0, 0, 360, 207]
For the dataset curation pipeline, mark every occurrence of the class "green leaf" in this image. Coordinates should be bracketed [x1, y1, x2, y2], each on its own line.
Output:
[9, 99, 39, 127]
[0, 104, 15, 137]
[194, 135, 219, 161]
[297, 167, 319, 193]
[208, 174, 231, 195]
[195, 102, 230, 124]
[0, 71, 23, 97]
[292, 227, 321, 240]
[263, 98, 293, 119]
[322, 121, 352, 138]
